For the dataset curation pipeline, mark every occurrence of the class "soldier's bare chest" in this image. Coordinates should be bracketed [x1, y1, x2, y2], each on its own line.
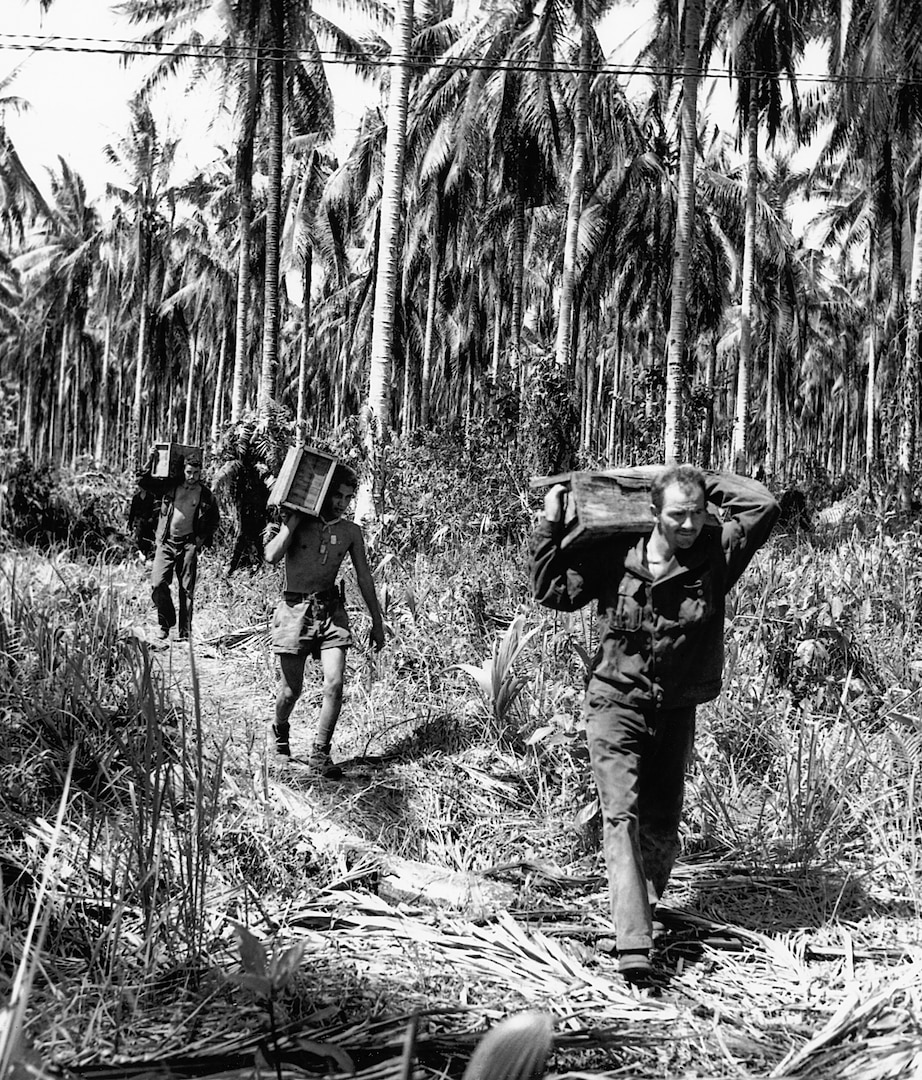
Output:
[173, 485, 201, 516]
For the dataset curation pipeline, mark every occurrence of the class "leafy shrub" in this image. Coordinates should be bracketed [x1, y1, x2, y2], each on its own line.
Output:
[0, 450, 129, 555]
[373, 428, 533, 555]
[212, 406, 296, 571]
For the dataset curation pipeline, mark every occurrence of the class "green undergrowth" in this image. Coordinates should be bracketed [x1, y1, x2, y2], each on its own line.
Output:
[2, 487, 922, 1072]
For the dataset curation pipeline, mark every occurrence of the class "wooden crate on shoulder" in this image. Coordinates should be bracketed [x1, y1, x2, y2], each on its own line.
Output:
[152, 442, 202, 478]
[268, 446, 339, 516]
[530, 468, 720, 549]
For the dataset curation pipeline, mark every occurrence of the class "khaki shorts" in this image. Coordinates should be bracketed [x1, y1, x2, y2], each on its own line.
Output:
[271, 592, 353, 657]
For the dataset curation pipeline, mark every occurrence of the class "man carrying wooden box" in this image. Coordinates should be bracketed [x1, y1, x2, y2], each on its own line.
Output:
[529, 464, 779, 981]
[137, 445, 221, 642]
[264, 458, 385, 778]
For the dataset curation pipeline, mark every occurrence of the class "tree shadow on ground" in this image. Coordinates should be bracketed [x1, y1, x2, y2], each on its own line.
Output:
[642, 862, 919, 987]
[675, 862, 916, 932]
[276, 759, 415, 856]
[345, 712, 493, 766]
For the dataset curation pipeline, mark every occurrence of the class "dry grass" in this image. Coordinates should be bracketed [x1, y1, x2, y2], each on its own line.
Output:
[2, 523, 922, 1080]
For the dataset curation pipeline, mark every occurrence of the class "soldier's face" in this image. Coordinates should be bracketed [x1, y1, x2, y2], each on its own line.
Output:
[324, 483, 355, 518]
[184, 462, 202, 484]
[653, 482, 707, 549]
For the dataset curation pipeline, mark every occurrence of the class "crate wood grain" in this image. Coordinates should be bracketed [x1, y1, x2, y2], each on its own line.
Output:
[268, 446, 338, 515]
[152, 442, 202, 478]
[530, 469, 720, 549]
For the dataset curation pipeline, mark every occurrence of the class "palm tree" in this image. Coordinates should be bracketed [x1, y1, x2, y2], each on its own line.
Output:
[103, 100, 179, 466]
[726, 0, 805, 473]
[281, 144, 341, 437]
[13, 159, 102, 465]
[0, 75, 52, 245]
[553, 11, 593, 370]
[360, 0, 415, 519]
[800, 0, 922, 490]
[120, 0, 345, 421]
[663, 0, 703, 463]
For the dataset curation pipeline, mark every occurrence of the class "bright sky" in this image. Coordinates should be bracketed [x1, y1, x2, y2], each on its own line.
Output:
[3, 0, 820, 220]
[1, 0, 666, 205]
[3, 0, 143, 199]
[2, 0, 369, 202]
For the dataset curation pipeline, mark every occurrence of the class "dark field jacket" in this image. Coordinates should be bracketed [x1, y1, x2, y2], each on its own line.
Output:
[137, 471, 221, 547]
[529, 473, 780, 710]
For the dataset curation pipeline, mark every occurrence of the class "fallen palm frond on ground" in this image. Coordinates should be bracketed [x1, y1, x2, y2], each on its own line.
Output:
[17, 880, 922, 1080]
[3, 521, 922, 1080]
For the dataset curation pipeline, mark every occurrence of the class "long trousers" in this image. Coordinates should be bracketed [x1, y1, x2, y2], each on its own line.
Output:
[585, 699, 696, 952]
[150, 536, 198, 635]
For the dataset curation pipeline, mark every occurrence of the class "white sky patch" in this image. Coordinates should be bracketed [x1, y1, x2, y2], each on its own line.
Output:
[1, 0, 367, 201]
[3, 1, 142, 199]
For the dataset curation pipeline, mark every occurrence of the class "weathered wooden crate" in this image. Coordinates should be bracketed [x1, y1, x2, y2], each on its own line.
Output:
[268, 445, 339, 515]
[152, 442, 202, 478]
[531, 468, 718, 549]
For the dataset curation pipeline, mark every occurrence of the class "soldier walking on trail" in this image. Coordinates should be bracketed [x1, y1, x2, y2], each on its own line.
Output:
[529, 464, 779, 981]
[137, 449, 221, 642]
[264, 463, 385, 779]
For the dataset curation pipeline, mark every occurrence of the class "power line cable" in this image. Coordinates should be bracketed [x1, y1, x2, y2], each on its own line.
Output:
[0, 31, 917, 86]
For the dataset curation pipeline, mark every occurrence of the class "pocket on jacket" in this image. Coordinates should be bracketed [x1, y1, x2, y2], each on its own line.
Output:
[611, 577, 645, 631]
[678, 576, 714, 624]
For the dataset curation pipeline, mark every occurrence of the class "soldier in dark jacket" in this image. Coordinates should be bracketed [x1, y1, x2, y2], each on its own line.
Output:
[137, 449, 221, 641]
[529, 464, 779, 980]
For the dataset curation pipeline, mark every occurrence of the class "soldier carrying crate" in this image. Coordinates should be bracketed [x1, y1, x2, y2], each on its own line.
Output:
[137, 444, 221, 642]
[264, 457, 385, 779]
[529, 464, 779, 982]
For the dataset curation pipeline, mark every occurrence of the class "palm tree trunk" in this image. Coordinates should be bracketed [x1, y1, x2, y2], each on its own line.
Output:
[884, 137, 903, 340]
[70, 341, 81, 467]
[359, 0, 414, 520]
[897, 169, 922, 509]
[95, 315, 112, 463]
[130, 231, 151, 468]
[211, 326, 228, 452]
[55, 327, 69, 464]
[258, 3, 285, 412]
[231, 59, 258, 424]
[701, 330, 717, 468]
[644, 333, 655, 422]
[766, 334, 776, 477]
[732, 84, 759, 473]
[555, 17, 591, 370]
[866, 324, 877, 479]
[491, 285, 502, 381]
[510, 178, 525, 355]
[297, 247, 313, 443]
[663, 0, 702, 463]
[183, 328, 198, 444]
[865, 239, 879, 480]
[420, 191, 442, 428]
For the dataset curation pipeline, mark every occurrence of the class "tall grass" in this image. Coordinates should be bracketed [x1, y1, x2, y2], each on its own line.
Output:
[0, 553, 229, 1067]
[683, 528, 922, 913]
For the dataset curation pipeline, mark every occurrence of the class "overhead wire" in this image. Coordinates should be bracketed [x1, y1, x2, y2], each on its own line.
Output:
[0, 30, 917, 87]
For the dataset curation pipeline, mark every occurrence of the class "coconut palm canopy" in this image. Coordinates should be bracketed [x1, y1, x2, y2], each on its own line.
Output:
[2, 0, 919, 497]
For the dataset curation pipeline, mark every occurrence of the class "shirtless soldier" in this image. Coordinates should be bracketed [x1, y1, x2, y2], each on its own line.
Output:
[138, 449, 221, 642]
[264, 464, 385, 778]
